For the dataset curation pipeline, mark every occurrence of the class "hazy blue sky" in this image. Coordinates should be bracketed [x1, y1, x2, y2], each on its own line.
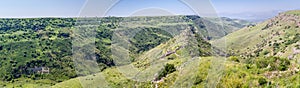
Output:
[212, 0, 300, 13]
[0, 0, 299, 18]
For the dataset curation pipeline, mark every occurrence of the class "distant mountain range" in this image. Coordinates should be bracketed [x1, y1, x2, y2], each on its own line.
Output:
[219, 10, 290, 22]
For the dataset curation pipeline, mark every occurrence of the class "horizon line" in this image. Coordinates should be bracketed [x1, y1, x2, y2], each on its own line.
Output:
[0, 14, 232, 19]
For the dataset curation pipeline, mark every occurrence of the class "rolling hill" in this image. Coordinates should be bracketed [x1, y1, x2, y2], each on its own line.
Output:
[213, 10, 300, 59]
[2, 10, 300, 87]
[53, 23, 218, 88]
[54, 10, 300, 88]
[0, 16, 249, 87]
[209, 10, 300, 87]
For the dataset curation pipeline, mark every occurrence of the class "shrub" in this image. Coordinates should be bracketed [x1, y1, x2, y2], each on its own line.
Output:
[258, 77, 267, 85]
[156, 63, 176, 80]
[130, 27, 172, 53]
[255, 57, 290, 71]
[229, 56, 240, 62]
[193, 76, 203, 85]
[262, 50, 270, 55]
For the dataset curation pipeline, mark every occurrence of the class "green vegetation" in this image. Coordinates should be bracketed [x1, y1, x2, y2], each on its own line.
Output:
[130, 27, 172, 53]
[211, 10, 300, 87]
[213, 10, 300, 58]
[255, 57, 290, 71]
[156, 63, 176, 80]
[0, 18, 116, 87]
[0, 18, 75, 83]
[2, 10, 300, 88]
[285, 10, 300, 16]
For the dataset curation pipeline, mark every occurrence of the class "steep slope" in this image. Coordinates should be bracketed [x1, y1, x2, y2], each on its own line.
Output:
[213, 10, 300, 59]
[182, 10, 300, 88]
[206, 10, 300, 88]
[52, 26, 215, 88]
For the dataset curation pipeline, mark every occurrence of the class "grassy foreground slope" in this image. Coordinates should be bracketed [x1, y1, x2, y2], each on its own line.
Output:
[53, 56, 300, 88]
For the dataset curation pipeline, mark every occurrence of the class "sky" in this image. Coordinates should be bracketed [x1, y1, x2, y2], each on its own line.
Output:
[0, 0, 299, 19]
[212, 0, 300, 13]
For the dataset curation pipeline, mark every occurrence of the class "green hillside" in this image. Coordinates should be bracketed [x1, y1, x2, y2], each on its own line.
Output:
[2, 10, 300, 87]
[3, 10, 299, 88]
[0, 16, 248, 87]
[53, 24, 215, 88]
[210, 10, 300, 87]
[68, 10, 299, 88]
[0, 18, 115, 87]
[213, 10, 300, 59]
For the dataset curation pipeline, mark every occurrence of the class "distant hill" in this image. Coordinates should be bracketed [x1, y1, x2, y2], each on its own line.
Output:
[185, 15, 253, 39]
[219, 10, 286, 23]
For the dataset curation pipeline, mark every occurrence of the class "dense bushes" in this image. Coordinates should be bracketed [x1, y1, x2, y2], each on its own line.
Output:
[156, 63, 176, 80]
[192, 27, 212, 56]
[255, 56, 290, 71]
[0, 18, 116, 83]
[229, 56, 240, 62]
[258, 77, 268, 85]
[95, 25, 114, 67]
[229, 56, 291, 71]
[0, 38, 75, 81]
[130, 27, 172, 53]
[0, 18, 75, 33]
